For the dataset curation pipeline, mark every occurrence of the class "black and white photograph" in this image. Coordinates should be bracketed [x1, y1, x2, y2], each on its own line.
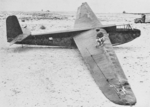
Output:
[0, 0, 150, 107]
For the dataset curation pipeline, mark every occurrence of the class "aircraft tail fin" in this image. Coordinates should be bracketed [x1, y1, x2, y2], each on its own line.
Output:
[74, 2, 102, 29]
[6, 15, 30, 45]
[6, 15, 23, 42]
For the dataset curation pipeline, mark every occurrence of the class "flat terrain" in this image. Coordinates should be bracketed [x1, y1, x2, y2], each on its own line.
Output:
[0, 12, 150, 107]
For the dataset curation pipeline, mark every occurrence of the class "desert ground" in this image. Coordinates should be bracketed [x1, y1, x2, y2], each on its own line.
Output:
[0, 11, 150, 107]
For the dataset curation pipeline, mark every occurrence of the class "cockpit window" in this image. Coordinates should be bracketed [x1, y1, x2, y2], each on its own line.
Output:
[116, 24, 132, 30]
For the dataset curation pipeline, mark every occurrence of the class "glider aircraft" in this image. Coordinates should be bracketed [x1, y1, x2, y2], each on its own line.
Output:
[6, 2, 140, 106]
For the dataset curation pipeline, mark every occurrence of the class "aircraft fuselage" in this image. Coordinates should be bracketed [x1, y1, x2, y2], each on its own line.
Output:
[15, 25, 140, 47]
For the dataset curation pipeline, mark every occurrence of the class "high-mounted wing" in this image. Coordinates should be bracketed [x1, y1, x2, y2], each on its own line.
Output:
[73, 29, 136, 105]
[73, 2, 136, 105]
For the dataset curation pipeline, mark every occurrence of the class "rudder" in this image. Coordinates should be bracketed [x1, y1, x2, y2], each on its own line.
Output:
[6, 15, 23, 42]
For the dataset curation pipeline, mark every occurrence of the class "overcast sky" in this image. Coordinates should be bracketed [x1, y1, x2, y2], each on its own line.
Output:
[0, 0, 150, 13]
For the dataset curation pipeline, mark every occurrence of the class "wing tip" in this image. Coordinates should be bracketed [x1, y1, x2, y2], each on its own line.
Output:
[112, 95, 136, 105]
[74, 2, 102, 29]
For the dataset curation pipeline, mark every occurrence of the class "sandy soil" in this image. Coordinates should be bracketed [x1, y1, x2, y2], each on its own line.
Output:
[0, 12, 150, 107]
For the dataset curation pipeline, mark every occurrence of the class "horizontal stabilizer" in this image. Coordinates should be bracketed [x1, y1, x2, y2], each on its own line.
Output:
[9, 28, 31, 46]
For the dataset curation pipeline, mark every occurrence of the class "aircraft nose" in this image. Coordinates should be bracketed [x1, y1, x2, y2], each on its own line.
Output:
[133, 29, 141, 38]
[132, 29, 141, 38]
[136, 29, 141, 37]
